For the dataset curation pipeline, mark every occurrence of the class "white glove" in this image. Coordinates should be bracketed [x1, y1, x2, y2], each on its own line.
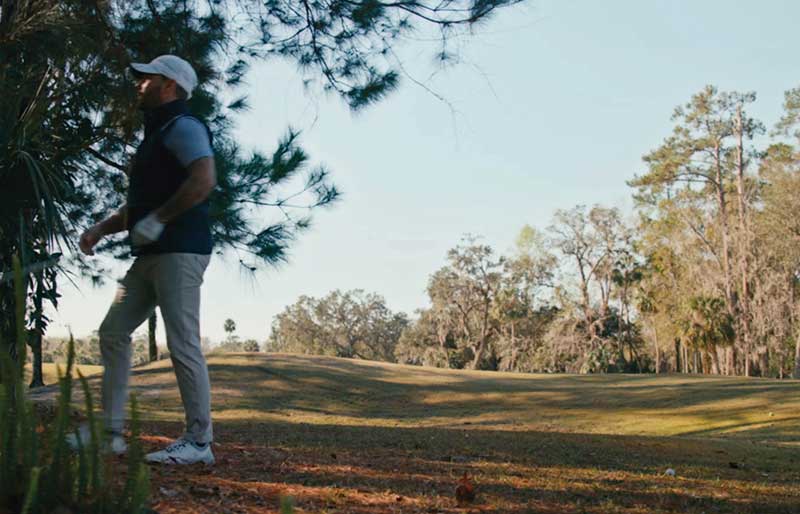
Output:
[131, 212, 165, 246]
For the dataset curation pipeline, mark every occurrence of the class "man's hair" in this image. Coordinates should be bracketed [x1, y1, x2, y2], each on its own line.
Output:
[175, 84, 189, 100]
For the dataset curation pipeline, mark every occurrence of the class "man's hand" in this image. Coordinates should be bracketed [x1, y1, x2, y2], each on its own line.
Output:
[79, 206, 128, 255]
[79, 226, 104, 256]
[131, 212, 165, 247]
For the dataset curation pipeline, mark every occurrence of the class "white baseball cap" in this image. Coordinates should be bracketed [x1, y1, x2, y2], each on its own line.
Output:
[130, 55, 198, 99]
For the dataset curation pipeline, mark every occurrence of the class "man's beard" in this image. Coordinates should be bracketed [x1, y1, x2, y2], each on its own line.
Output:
[138, 88, 160, 111]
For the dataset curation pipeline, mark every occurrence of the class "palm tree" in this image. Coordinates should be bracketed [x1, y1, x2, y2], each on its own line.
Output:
[681, 296, 735, 374]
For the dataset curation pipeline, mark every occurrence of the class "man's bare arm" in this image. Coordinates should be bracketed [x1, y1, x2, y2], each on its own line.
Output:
[79, 205, 128, 255]
[96, 205, 128, 235]
[154, 157, 216, 223]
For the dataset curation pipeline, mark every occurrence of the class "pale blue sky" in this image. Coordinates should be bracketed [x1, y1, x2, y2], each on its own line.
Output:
[51, 0, 800, 342]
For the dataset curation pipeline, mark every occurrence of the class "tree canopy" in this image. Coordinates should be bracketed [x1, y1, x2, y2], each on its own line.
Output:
[0, 0, 523, 382]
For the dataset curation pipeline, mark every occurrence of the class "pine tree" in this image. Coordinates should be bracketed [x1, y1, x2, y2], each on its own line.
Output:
[1, 0, 522, 376]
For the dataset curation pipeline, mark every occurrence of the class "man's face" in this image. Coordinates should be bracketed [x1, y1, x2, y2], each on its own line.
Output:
[136, 74, 167, 110]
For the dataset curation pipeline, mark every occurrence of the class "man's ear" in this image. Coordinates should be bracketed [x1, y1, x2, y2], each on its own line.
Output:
[162, 77, 178, 96]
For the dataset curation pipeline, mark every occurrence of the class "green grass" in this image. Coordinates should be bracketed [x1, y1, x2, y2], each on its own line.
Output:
[134, 353, 800, 442]
[34, 352, 800, 513]
[25, 362, 103, 386]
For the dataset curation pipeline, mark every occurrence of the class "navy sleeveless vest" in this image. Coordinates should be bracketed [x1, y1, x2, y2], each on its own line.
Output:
[127, 100, 213, 256]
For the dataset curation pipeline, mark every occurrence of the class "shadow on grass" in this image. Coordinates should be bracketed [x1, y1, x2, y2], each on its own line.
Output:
[202, 355, 800, 442]
[142, 418, 800, 514]
[29, 353, 800, 512]
[34, 352, 800, 442]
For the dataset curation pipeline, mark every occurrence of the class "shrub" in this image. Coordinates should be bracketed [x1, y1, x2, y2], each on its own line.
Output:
[0, 256, 150, 513]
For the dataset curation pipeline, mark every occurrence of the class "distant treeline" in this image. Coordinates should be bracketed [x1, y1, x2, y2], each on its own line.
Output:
[268, 84, 800, 378]
[39, 332, 258, 367]
[40, 334, 152, 366]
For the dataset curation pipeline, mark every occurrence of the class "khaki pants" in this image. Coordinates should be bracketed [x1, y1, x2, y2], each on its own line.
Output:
[98, 253, 212, 444]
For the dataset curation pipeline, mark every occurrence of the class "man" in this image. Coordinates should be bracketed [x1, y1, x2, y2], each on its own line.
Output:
[70, 55, 216, 465]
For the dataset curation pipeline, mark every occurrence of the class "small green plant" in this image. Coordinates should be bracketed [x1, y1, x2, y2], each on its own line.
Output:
[280, 495, 295, 514]
[0, 255, 150, 513]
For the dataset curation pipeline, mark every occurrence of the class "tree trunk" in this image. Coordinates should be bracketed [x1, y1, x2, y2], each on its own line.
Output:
[792, 280, 800, 379]
[759, 347, 769, 378]
[148, 311, 158, 362]
[745, 350, 751, 377]
[28, 271, 45, 388]
[714, 143, 741, 372]
[674, 338, 681, 374]
[470, 344, 484, 370]
[725, 346, 736, 376]
[794, 332, 800, 379]
[0, 284, 18, 367]
[684, 345, 689, 373]
[470, 302, 492, 370]
[653, 325, 661, 374]
[29, 331, 44, 388]
[509, 321, 517, 371]
[710, 346, 722, 375]
[734, 104, 753, 379]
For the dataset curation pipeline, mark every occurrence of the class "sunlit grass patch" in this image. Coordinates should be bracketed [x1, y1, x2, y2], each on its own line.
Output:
[25, 362, 103, 385]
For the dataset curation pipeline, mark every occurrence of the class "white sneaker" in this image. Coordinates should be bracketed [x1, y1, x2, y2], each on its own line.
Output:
[145, 438, 215, 465]
[65, 424, 127, 455]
